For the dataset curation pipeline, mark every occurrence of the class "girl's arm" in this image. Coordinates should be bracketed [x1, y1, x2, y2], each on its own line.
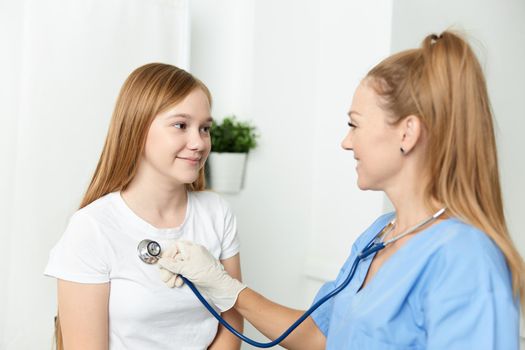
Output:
[208, 254, 243, 350]
[57, 279, 110, 350]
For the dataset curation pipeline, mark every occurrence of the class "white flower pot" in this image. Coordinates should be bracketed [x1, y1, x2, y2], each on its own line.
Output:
[207, 152, 248, 193]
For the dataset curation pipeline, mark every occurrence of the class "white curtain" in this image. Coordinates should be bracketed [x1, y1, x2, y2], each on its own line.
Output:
[0, 0, 190, 347]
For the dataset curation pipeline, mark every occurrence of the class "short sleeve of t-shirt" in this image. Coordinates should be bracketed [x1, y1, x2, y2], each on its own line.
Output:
[217, 196, 240, 260]
[44, 211, 110, 283]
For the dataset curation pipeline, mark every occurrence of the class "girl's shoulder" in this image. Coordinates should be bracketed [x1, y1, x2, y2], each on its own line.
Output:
[70, 192, 122, 227]
[189, 190, 231, 212]
[189, 189, 222, 202]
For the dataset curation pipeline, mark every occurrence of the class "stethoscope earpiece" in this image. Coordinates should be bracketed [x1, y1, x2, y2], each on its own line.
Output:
[137, 239, 162, 264]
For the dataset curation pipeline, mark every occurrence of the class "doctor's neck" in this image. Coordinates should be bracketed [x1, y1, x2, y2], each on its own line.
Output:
[385, 181, 443, 232]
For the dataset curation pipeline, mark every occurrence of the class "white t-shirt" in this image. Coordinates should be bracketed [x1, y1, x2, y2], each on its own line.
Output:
[44, 191, 240, 350]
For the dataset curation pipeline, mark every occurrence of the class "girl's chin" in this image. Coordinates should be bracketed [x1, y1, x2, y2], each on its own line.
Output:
[163, 172, 200, 187]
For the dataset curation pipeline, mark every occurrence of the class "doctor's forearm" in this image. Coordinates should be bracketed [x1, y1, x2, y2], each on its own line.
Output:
[234, 288, 325, 350]
[208, 254, 243, 349]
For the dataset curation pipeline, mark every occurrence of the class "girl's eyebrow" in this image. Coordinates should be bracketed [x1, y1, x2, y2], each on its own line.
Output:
[165, 113, 213, 122]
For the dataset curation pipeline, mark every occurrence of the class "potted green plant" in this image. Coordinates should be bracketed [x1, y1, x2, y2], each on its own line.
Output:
[207, 115, 258, 193]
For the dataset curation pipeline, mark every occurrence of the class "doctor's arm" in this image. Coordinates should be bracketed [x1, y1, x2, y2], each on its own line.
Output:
[159, 242, 326, 350]
[208, 254, 243, 350]
[57, 279, 109, 350]
[234, 288, 326, 350]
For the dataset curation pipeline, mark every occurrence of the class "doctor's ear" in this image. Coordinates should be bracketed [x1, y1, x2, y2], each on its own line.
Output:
[399, 115, 422, 155]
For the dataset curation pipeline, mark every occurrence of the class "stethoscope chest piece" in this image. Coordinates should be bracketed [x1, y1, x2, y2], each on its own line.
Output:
[138, 239, 162, 264]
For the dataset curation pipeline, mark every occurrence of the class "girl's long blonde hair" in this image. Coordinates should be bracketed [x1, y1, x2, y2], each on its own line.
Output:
[55, 63, 211, 349]
[366, 31, 525, 308]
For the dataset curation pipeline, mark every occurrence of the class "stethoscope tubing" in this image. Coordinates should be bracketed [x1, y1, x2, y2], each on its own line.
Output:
[181, 241, 385, 348]
[154, 208, 445, 348]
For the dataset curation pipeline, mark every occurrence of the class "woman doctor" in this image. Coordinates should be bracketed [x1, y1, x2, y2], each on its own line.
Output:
[158, 31, 524, 349]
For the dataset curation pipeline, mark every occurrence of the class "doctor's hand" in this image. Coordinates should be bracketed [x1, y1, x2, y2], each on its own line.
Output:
[158, 244, 185, 288]
[158, 240, 246, 312]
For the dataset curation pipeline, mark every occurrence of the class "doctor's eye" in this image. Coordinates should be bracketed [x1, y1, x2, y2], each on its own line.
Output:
[347, 122, 357, 128]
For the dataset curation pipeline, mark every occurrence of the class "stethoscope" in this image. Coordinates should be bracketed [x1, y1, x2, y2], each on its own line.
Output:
[137, 208, 446, 348]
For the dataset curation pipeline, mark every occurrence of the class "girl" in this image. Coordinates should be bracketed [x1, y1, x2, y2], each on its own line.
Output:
[45, 63, 243, 349]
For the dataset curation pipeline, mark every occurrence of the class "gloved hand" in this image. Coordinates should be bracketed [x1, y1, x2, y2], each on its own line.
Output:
[158, 240, 247, 312]
[159, 244, 184, 288]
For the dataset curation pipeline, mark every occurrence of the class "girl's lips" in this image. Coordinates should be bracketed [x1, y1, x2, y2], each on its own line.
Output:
[177, 157, 200, 165]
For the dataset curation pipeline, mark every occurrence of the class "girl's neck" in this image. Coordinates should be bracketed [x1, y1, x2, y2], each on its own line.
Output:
[121, 175, 188, 229]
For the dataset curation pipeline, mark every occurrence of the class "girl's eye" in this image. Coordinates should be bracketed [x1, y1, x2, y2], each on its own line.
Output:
[173, 122, 186, 129]
[348, 122, 357, 128]
[200, 126, 211, 134]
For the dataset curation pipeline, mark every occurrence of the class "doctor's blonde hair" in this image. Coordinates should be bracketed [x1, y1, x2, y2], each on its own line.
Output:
[54, 63, 211, 349]
[365, 31, 525, 308]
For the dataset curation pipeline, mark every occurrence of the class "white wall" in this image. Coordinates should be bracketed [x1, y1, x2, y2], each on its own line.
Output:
[189, 1, 392, 347]
[0, 1, 190, 348]
[0, 0, 24, 345]
[305, 0, 392, 286]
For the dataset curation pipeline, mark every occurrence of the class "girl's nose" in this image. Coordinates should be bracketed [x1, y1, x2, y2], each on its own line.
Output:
[188, 130, 205, 151]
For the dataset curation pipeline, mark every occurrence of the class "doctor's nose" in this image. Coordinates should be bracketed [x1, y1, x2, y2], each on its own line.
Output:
[341, 132, 353, 151]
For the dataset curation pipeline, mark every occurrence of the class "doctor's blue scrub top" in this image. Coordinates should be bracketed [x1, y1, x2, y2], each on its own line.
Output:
[311, 213, 519, 350]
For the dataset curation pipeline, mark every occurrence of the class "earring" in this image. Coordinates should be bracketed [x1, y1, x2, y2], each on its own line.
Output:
[400, 147, 405, 154]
